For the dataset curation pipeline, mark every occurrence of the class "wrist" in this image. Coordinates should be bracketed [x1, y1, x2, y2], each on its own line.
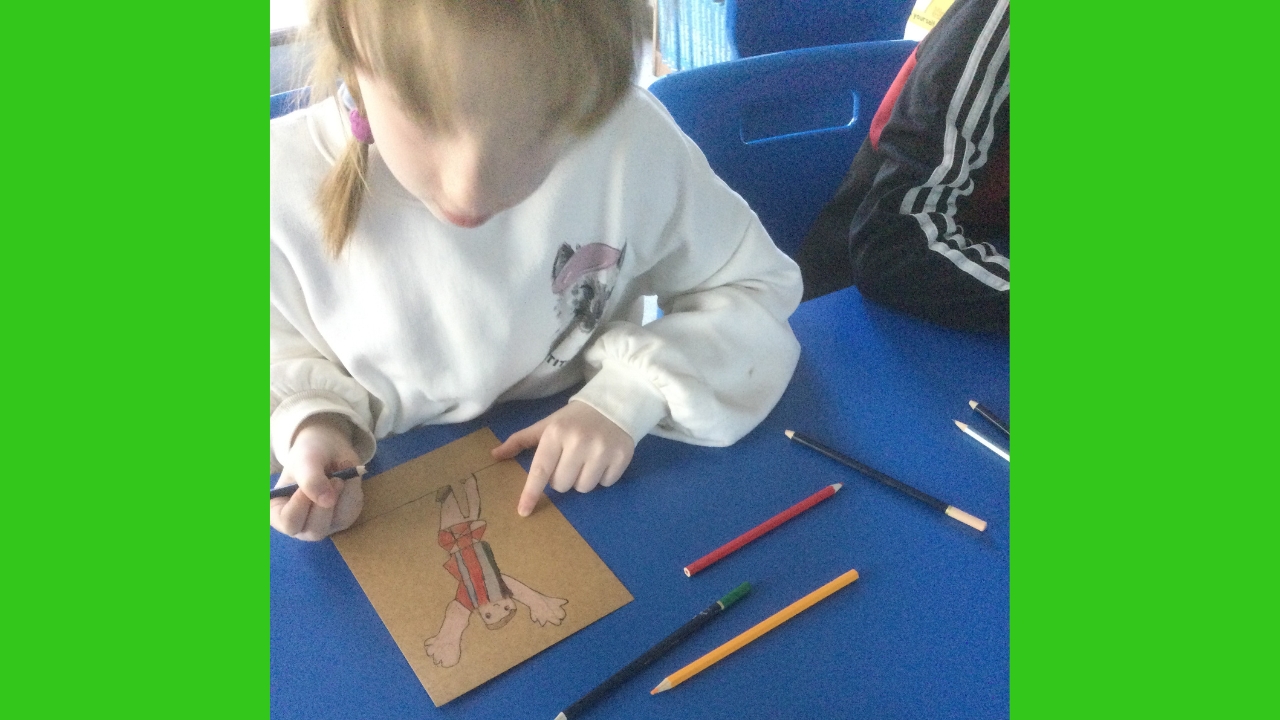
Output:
[294, 413, 355, 449]
[570, 364, 668, 444]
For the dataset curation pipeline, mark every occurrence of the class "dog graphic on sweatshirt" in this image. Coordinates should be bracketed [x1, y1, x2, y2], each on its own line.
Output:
[544, 242, 626, 368]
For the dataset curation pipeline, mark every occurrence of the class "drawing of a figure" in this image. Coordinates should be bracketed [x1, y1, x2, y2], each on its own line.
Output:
[424, 475, 568, 668]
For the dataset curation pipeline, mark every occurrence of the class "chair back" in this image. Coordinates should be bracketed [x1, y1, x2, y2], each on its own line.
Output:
[726, 0, 915, 58]
[270, 87, 310, 119]
[648, 40, 916, 256]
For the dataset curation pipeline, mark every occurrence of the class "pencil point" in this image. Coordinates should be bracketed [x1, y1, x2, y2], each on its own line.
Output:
[784, 429, 795, 439]
[954, 420, 968, 430]
[554, 714, 567, 720]
[832, 483, 843, 492]
[651, 679, 672, 694]
[969, 400, 978, 409]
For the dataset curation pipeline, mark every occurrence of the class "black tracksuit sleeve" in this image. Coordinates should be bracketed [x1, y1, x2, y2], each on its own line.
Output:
[797, 0, 1010, 333]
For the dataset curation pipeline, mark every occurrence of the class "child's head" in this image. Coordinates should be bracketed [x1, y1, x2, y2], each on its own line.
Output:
[476, 597, 518, 630]
[305, 0, 645, 253]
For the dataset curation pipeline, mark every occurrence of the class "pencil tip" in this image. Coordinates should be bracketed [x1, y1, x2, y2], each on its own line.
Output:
[651, 679, 672, 694]
[784, 429, 794, 439]
[832, 483, 843, 492]
[554, 714, 567, 720]
[969, 400, 978, 409]
[954, 420, 967, 430]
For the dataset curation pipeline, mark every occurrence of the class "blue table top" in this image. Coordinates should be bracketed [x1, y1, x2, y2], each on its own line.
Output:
[271, 286, 1009, 719]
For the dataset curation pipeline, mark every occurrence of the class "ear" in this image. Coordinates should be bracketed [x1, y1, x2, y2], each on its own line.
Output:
[552, 243, 575, 281]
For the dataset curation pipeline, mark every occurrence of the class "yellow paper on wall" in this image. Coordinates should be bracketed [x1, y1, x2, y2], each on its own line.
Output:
[907, 0, 957, 39]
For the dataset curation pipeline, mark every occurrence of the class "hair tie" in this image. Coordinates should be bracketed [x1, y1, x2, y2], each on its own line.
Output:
[349, 108, 374, 144]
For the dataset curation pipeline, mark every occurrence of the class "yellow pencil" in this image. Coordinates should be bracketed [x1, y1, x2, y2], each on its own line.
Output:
[650, 568, 860, 694]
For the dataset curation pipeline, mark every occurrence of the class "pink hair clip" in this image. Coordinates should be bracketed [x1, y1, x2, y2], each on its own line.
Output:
[349, 108, 374, 144]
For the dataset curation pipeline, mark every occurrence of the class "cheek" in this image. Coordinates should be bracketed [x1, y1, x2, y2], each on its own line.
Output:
[492, 151, 558, 208]
[376, 134, 440, 199]
[360, 110, 438, 198]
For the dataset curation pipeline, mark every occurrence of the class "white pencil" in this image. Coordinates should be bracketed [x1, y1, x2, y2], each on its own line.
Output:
[954, 421, 1009, 462]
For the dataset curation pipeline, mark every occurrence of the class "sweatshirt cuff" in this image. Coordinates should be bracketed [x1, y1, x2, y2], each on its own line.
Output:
[270, 389, 377, 468]
[570, 363, 669, 444]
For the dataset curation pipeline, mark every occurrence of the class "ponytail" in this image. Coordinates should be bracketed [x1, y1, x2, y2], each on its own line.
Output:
[318, 135, 369, 258]
[317, 71, 371, 258]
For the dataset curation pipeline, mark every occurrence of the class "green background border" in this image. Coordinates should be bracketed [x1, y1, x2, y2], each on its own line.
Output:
[5, 1, 1275, 717]
[6, 4, 261, 716]
[1018, 1, 1274, 717]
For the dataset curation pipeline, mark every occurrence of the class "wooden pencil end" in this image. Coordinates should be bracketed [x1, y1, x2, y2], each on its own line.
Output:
[946, 506, 988, 532]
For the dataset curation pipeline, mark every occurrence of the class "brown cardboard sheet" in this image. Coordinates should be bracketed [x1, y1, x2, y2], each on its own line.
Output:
[331, 428, 633, 706]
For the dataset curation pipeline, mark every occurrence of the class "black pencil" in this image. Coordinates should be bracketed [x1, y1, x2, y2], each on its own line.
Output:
[269, 465, 366, 500]
[968, 400, 1010, 437]
[553, 582, 751, 720]
[785, 430, 987, 532]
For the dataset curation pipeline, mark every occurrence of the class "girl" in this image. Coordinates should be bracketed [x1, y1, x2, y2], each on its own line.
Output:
[270, 0, 803, 540]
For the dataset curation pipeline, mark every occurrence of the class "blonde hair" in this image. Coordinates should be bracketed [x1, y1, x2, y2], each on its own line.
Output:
[305, 0, 645, 256]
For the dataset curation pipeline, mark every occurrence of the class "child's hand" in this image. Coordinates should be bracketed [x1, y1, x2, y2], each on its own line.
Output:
[492, 401, 634, 517]
[270, 414, 364, 541]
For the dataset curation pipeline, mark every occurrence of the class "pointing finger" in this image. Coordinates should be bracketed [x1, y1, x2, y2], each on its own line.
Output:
[518, 438, 562, 517]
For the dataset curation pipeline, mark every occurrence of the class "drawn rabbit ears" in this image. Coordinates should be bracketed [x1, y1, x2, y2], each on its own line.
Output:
[552, 243, 625, 294]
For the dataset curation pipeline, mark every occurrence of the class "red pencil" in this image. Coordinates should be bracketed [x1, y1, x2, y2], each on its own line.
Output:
[683, 484, 843, 577]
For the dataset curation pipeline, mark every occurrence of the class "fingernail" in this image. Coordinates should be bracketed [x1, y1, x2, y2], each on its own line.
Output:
[518, 505, 530, 517]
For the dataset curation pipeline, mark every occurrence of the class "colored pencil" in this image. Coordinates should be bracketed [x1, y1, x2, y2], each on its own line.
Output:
[650, 568, 860, 694]
[683, 484, 842, 577]
[955, 421, 1010, 462]
[554, 583, 751, 720]
[269, 465, 366, 499]
[968, 399, 1010, 436]
[785, 430, 987, 532]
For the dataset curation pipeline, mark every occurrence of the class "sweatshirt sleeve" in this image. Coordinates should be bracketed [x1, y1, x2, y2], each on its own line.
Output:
[269, 245, 378, 472]
[570, 111, 803, 447]
[797, 0, 1010, 332]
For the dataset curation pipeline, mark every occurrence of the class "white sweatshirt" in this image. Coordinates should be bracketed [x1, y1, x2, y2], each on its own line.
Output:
[270, 88, 803, 470]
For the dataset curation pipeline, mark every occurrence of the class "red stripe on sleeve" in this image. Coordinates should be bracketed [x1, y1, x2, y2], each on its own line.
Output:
[869, 49, 918, 151]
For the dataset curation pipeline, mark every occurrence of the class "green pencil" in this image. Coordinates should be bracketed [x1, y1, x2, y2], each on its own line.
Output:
[554, 582, 751, 720]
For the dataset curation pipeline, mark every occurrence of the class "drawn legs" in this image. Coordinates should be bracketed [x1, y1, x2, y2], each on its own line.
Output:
[424, 600, 471, 667]
[436, 475, 481, 528]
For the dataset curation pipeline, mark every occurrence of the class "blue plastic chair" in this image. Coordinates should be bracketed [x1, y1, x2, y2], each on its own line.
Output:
[726, 0, 915, 58]
[648, 39, 916, 256]
[270, 87, 310, 119]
